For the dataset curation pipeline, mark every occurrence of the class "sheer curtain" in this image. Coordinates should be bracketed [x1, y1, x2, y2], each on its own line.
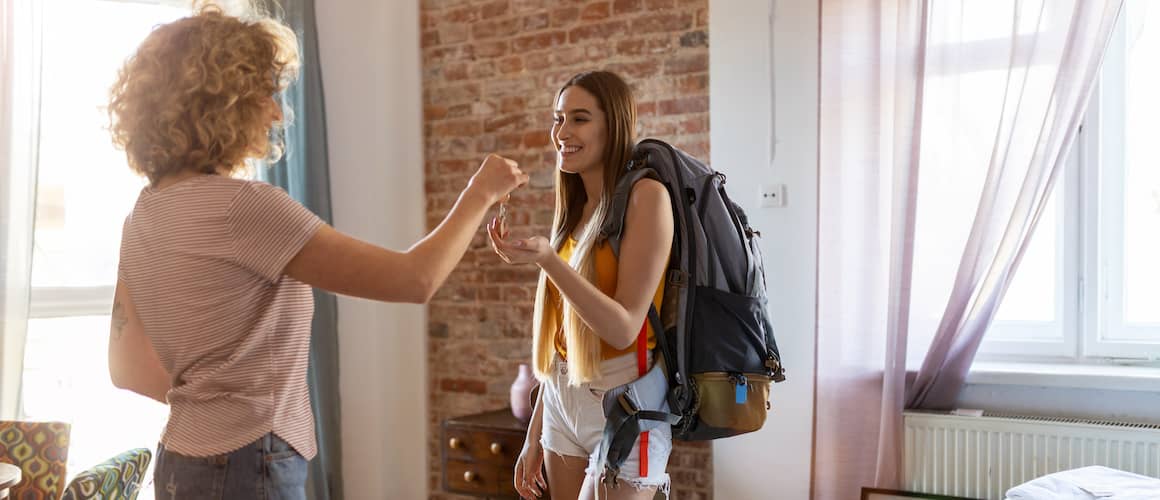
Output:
[0, 0, 42, 420]
[815, 1, 1123, 498]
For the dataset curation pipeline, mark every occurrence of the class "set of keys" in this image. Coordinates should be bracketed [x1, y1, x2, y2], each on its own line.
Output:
[498, 195, 509, 238]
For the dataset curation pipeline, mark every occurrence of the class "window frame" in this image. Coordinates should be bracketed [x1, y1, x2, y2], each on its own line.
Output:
[977, 13, 1160, 363]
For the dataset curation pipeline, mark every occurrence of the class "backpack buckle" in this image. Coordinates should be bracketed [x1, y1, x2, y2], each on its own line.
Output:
[626, 152, 649, 171]
[766, 358, 787, 383]
[617, 393, 639, 416]
[667, 270, 689, 288]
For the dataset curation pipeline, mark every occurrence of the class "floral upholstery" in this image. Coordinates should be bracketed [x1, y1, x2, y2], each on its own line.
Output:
[0, 421, 71, 500]
[62, 448, 152, 500]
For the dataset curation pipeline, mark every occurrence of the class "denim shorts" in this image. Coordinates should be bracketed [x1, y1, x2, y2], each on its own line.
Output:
[153, 433, 308, 500]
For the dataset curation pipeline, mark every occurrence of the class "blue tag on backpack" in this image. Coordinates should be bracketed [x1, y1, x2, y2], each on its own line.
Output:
[735, 380, 747, 404]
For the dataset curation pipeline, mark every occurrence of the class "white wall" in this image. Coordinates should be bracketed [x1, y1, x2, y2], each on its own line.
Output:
[710, 1, 818, 499]
[316, 2, 427, 498]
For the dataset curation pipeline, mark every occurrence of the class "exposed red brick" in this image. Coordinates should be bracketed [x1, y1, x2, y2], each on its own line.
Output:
[567, 21, 627, 44]
[633, 12, 693, 33]
[679, 115, 708, 134]
[438, 24, 470, 44]
[431, 118, 483, 137]
[659, 96, 709, 115]
[468, 61, 498, 80]
[498, 96, 527, 114]
[440, 378, 487, 394]
[497, 56, 524, 74]
[665, 53, 708, 74]
[441, 5, 478, 23]
[617, 36, 674, 56]
[549, 6, 580, 28]
[442, 61, 469, 81]
[475, 40, 509, 59]
[480, 0, 508, 18]
[424, 105, 449, 121]
[580, 2, 610, 21]
[483, 114, 527, 133]
[512, 30, 567, 52]
[426, 45, 475, 64]
[607, 59, 661, 80]
[524, 51, 552, 71]
[522, 130, 552, 148]
[472, 17, 521, 39]
[523, 12, 549, 31]
[435, 159, 474, 175]
[613, 0, 642, 15]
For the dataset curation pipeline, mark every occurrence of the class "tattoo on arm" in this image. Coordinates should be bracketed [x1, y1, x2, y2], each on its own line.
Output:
[112, 301, 128, 341]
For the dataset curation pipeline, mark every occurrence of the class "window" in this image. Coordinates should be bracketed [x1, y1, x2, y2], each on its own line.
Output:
[980, 0, 1160, 363]
[21, 0, 188, 492]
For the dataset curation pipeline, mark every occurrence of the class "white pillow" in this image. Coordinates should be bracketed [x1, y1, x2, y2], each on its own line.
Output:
[1006, 466, 1160, 500]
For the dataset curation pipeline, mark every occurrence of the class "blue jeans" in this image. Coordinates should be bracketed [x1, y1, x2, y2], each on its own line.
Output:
[154, 433, 308, 500]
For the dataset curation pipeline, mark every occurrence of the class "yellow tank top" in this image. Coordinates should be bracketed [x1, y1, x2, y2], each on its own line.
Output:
[546, 237, 665, 360]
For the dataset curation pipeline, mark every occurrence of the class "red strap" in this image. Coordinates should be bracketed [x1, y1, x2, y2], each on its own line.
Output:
[636, 319, 648, 478]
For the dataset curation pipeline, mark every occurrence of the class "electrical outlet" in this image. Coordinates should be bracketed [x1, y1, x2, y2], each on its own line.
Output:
[759, 184, 786, 208]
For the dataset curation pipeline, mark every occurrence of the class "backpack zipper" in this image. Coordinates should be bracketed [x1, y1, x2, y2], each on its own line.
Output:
[729, 373, 748, 404]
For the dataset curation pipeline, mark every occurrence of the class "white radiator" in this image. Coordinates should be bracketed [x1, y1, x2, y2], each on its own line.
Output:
[903, 411, 1160, 500]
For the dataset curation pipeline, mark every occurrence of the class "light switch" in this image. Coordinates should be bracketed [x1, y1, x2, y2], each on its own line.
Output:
[759, 184, 786, 208]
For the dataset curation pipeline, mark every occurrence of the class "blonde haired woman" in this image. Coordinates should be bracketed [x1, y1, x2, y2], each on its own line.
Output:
[489, 71, 674, 499]
[107, 5, 526, 498]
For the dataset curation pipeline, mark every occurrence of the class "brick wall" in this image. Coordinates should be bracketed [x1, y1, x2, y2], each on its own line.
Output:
[421, 0, 711, 498]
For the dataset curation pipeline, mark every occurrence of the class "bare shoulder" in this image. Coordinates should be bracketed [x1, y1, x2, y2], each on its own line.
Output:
[629, 177, 671, 207]
[624, 177, 674, 235]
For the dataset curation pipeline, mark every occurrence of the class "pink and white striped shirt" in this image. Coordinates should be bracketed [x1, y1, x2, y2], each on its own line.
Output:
[118, 175, 324, 459]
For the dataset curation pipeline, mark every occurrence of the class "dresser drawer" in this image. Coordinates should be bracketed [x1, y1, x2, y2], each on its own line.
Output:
[444, 459, 502, 496]
[441, 408, 544, 498]
[443, 426, 524, 466]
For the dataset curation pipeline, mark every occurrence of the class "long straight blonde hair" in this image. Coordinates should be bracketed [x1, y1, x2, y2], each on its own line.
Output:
[532, 71, 638, 386]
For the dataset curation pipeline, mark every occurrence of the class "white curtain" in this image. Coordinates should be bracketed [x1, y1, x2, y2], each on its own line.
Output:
[816, 1, 1123, 498]
[0, 0, 42, 420]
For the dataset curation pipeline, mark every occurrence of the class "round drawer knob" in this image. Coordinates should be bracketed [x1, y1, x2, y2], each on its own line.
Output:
[489, 442, 502, 454]
[448, 437, 461, 449]
[463, 470, 477, 482]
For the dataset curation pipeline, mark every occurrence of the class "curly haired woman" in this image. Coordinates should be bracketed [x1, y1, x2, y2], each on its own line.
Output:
[105, 5, 526, 498]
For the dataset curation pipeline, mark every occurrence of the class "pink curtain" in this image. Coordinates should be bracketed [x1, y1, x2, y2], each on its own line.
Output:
[814, 1, 1123, 498]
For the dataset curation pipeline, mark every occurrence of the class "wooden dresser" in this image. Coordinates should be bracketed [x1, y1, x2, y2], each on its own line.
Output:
[442, 408, 547, 499]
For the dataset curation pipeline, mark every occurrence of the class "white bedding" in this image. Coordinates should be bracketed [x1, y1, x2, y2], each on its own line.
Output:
[1005, 466, 1160, 500]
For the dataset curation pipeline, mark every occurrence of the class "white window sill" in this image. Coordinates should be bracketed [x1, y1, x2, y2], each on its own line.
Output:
[967, 361, 1160, 392]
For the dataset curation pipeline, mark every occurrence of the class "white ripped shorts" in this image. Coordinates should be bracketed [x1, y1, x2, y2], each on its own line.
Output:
[539, 352, 672, 493]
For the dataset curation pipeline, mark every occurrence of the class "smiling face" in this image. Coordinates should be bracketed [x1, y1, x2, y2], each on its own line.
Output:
[551, 86, 609, 176]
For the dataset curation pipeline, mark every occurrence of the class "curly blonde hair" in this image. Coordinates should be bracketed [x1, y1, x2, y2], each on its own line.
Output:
[108, 3, 299, 183]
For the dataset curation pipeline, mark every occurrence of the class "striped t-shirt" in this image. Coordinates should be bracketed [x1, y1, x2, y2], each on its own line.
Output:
[118, 175, 324, 459]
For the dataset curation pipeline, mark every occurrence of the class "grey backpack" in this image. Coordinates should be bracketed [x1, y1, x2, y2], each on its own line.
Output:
[594, 139, 786, 487]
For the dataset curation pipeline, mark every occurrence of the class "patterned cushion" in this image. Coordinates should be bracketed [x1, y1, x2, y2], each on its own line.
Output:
[62, 448, 152, 500]
[0, 421, 71, 500]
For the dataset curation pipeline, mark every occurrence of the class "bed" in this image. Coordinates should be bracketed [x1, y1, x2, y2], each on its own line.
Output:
[1004, 466, 1160, 500]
